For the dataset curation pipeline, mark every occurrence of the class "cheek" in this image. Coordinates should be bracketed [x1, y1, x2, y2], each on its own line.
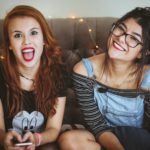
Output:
[107, 35, 113, 49]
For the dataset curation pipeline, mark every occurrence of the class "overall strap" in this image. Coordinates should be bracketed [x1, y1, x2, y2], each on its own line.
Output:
[141, 69, 150, 90]
[82, 58, 94, 78]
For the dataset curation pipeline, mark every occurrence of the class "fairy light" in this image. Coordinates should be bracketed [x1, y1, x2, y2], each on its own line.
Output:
[76, 17, 100, 52]
[88, 28, 92, 32]
[71, 16, 76, 19]
[79, 18, 84, 22]
[95, 45, 99, 49]
[47, 15, 101, 54]
[0, 55, 4, 60]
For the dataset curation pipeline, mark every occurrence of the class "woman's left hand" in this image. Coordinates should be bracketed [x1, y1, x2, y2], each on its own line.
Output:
[22, 132, 36, 150]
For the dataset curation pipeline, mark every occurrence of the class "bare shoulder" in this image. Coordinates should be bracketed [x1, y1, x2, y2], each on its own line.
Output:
[73, 53, 105, 76]
[90, 53, 105, 65]
[73, 60, 88, 76]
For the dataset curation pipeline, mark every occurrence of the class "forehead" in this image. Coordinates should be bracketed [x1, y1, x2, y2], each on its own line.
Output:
[8, 16, 41, 31]
[122, 18, 142, 35]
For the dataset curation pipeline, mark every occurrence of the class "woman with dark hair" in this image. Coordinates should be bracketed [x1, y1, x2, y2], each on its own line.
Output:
[58, 7, 150, 150]
[0, 5, 66, 150]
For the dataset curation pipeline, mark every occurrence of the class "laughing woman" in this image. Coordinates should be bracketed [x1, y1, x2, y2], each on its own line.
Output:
[0, 5, 67, 150]
[58, 7, 150, 150]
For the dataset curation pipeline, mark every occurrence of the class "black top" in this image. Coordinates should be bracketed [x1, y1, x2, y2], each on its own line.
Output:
[0, 61, 67, 134]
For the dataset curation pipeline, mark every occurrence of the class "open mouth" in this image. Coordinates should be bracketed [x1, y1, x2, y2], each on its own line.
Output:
[22, 47, 35, 61]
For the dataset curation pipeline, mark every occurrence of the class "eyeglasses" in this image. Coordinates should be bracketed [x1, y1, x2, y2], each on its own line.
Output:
[111, 24, 143, 48]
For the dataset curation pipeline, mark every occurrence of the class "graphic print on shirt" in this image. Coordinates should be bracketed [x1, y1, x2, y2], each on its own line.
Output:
[11, 111, 44, 134]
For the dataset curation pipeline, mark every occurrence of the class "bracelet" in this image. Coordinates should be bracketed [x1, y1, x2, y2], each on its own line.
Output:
[34, 133, 42, 146]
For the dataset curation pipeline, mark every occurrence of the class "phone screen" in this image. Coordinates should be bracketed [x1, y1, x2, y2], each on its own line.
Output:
[15, 142, 32, 147]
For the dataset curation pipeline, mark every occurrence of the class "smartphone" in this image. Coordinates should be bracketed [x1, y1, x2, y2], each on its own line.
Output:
[15, 141, 32, 147]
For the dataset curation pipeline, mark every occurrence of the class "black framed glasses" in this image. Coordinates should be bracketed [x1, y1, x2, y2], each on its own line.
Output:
[111, 23, 143, 48]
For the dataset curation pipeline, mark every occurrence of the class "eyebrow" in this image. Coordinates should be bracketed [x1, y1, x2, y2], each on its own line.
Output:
[30, 27, 40, 30]
[121, 22, 142, 40]
[10, 27, 40, 34]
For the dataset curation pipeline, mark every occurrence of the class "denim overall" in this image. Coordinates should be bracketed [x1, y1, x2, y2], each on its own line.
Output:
[82, 58, 150, 128]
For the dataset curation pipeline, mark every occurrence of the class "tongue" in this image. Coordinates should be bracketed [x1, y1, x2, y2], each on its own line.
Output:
[22, 51, 34, 61]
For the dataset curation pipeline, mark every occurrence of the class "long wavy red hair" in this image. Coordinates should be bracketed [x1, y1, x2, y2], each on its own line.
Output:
[2, 5, 65, 118]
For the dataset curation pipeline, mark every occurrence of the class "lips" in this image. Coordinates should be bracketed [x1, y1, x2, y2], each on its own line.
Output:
[113, 41, 127, 52]
[22, 47, 35, 61]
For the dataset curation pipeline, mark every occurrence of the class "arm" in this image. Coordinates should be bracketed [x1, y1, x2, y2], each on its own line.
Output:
[142, 67, 150, 132]
[0, 100, 5, 146]
[36, 97, 66, 145]
[0, 100, 24, 150]
[98, 131, 125, 150]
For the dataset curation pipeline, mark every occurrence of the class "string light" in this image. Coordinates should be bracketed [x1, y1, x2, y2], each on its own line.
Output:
[79, 18, 84, 22]
[71, 16, 76, 19]
[0, 55, 4, 60]
[77, 17, 100, 51]
[95, 45, 99, 49]
[88, 28, 92, 32]
[46, 15, 101, 54]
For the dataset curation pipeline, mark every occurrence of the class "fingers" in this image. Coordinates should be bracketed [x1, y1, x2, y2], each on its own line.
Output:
[4, 130, 23, 150]
[22, 132, 36, 150]
[5, 130, 22, 144]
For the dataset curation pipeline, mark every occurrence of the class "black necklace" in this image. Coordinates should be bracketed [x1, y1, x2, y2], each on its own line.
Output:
[19, 73, 35, 83]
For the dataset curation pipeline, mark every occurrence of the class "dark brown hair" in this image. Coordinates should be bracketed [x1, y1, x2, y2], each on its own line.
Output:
[103, 7, 150, 88]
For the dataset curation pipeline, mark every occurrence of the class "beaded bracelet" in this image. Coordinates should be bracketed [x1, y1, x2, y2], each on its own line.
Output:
[34, 132, 42, 146]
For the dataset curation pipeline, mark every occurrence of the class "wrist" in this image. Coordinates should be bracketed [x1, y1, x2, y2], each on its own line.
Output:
[34, 133, 42, 147]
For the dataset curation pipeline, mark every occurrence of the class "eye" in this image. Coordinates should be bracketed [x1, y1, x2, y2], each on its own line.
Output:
[14, 33, 22, 38]
[31, 30, 38, 35]
[118, 25, 125, 32]
[129, 35, 140, 42]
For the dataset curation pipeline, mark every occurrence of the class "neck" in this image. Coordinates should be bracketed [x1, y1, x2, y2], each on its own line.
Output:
[19, 72, 35, 83]
[108, 59, 135, 77]
[18, 64, 39, 80]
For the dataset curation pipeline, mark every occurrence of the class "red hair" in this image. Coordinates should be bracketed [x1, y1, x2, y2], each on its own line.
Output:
[3, 5, 65, 117]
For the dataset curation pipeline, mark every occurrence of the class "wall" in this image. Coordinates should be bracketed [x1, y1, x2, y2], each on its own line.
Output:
[0, 0, 150, 19]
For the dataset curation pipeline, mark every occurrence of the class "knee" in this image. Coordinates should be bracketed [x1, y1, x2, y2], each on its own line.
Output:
[58, 131, 77, 150]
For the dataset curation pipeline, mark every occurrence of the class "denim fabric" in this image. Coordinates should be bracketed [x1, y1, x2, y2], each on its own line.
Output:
[94, 85, 144, 127]
[82, 58, 145, 127]
[141, 69, 150, 90]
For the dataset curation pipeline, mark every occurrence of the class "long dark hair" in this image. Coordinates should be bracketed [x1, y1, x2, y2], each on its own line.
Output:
[3, 5, 65, 117]
[103, 7, 150, 88]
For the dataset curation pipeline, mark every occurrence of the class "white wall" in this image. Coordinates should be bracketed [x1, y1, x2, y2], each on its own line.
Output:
[0, 0, 150, 19]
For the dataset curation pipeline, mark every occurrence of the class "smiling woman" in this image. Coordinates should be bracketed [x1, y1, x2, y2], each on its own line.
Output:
[0, 5, 67, 150]
[58, 7, 150, 150]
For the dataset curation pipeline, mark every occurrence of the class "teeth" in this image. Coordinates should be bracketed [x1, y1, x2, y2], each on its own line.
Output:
[22, 49, 33, 53]
[114, 42, 125, 51]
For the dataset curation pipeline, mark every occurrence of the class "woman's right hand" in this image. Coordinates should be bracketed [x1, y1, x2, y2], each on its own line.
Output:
[4, 130, 23, 150]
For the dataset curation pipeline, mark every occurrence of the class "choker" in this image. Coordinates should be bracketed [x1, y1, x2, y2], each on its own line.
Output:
[19, 73, 35, 83]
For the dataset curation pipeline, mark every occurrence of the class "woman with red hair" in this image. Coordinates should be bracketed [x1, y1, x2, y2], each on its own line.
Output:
[0, 5, 67, 150]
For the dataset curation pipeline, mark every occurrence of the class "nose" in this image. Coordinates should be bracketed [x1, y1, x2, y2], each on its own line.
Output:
[118, 34, 126, 44]
[23, 35, 31, 45]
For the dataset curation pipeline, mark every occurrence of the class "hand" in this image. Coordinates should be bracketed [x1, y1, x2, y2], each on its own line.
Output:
[21, 131, 36, 150]
[4, 130, 23, 150]
[4, 130, 36, 150]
